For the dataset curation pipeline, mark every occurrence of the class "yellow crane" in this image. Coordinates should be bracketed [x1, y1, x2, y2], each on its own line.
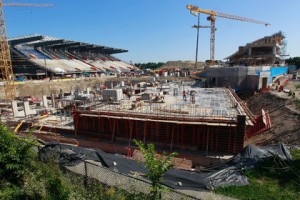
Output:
[0, 1, 52, 102]
[187, 4, 270, 63]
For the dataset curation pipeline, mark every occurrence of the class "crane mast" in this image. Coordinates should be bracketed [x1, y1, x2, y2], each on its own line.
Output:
[187, 4, 270, 63]
[0, 0, 15, 101]
[0, 1, 53, 102]
[207, 16, 216, 62]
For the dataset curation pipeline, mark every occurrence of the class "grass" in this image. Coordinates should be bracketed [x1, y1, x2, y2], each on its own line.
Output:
[215, 149, 300, 200]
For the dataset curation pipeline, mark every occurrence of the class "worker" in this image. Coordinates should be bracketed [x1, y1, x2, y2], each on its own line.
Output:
[183, 90, 187, 101]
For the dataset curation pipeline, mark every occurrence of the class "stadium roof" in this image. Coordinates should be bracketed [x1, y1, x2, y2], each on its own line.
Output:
[9, 34, 128, 54]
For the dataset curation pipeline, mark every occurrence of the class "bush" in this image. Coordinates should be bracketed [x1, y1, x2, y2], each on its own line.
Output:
[0, 125, 35, 183]
[134, 140, 177, 200]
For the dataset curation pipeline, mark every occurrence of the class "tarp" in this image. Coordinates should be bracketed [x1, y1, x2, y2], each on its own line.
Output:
[38, 142, 291, 190]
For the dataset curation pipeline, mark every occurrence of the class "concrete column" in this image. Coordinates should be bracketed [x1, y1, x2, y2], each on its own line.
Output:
[42, 95, 48, 108]
[23, 101, 31, 117]
[235, 115, 247, 153]
[273, 45, 276, 55]
[24, 101, 29, 117]
[51, 94, 55, 108]
[59, 89, 64, 98]
[59, 110, 63, 121]
[11, 101, 22, 117]
[86, 87, 91, 95]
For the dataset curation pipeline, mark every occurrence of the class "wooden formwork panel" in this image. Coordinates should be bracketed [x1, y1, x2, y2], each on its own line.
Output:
[73, 113, 245, 153]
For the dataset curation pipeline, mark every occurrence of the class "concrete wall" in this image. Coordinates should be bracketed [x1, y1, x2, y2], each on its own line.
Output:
[206, 67, 240, 88]
[102, 89, 123, 101]
[206, 67, 257, 90]
[258, 72, 271, 90]
[205, 66, 293, 90]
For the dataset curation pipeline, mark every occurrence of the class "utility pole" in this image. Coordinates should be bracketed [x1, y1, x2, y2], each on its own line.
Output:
[195, 14, 200, 69]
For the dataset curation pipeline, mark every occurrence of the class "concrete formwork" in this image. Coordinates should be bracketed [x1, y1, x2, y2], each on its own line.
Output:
[73, 87, 249, 154]
[73, 111, 246, 153]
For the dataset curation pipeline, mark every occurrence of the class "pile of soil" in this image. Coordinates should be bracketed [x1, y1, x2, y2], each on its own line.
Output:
[161, 61, 205, 69]
[246, 91, 300, 145]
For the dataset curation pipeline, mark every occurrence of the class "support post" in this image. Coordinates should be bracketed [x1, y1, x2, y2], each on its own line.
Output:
[195, 14, 200, 69]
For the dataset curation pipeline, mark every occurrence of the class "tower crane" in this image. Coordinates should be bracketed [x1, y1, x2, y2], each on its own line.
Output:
[0, 1, 52, 102]
[187, 5, 270, 63]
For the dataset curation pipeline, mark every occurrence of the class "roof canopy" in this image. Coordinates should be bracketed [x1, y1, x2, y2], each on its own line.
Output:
[9, 34, 128, 54]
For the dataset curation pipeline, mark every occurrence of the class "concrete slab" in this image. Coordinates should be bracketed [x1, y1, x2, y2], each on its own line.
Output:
[93, 87, 240, 120]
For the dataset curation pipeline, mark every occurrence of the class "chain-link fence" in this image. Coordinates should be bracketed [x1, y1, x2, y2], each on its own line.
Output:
[65, 160, 198, 200]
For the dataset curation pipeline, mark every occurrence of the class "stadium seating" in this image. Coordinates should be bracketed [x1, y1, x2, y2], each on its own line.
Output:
[17, 47, 50, 59]
[10, 34, 137, 77]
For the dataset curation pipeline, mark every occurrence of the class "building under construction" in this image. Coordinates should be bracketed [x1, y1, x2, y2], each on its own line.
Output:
[72, 84, 270, 154]
[226, 32, 285, 66]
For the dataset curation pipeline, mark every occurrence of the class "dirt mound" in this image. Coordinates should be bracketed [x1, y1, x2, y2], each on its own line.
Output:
[161, 61, 205, 69]
[0, 78, 109, 98]
[246, 92, 300, 145]
[247, 92, 288, 115]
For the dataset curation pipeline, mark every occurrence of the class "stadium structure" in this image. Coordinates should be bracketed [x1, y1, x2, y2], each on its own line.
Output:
[9, 34, 136, 79]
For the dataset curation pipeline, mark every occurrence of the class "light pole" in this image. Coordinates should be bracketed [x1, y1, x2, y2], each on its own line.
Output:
[192, 23, 211, 68]
[44, 58, 47, 77]
[194, 14, 200, 69]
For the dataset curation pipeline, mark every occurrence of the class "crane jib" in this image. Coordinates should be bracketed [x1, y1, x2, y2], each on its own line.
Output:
[186, 4, 270, 26]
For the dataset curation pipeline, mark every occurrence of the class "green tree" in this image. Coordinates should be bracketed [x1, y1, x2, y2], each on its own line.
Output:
[286, 57, 300, 67]
[0, 125, 35, 183]
[133, 140, 177, 200]
[135, 62, 165, 70]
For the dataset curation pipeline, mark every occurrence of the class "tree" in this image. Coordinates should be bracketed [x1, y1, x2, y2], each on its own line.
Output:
[135, 62, 165, 70]
[286, 57, 300, 67]
[133, 140, 177, 200]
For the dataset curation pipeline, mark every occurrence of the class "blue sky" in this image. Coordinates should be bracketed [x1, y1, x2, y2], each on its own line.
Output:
[5, 0, 300, 63]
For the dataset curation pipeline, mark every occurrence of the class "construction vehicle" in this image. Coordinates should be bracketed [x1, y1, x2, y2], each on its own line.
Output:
[0, 1, 52, 102]
[187, 4, 270, 64]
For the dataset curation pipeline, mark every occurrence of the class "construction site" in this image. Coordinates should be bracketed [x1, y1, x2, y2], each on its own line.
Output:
[1, 1, 299, 165]
[0, 1, 300, 199]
